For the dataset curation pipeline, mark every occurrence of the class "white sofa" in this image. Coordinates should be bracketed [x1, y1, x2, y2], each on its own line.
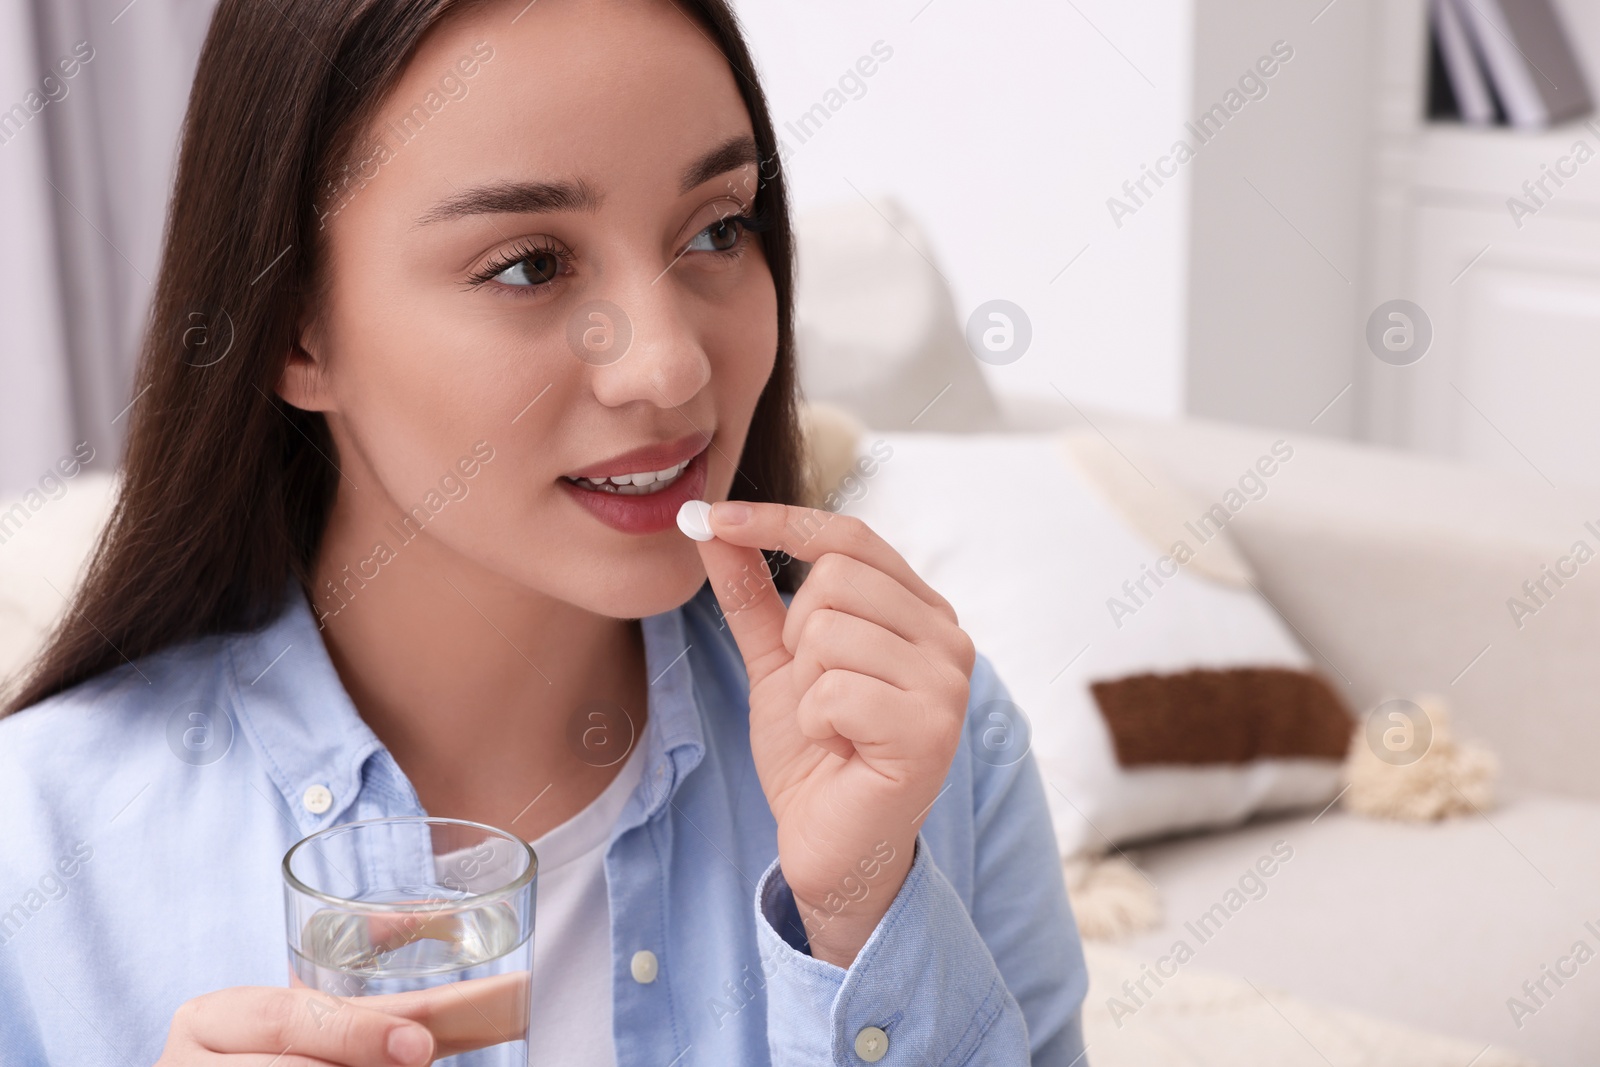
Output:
[793, 198, 1600, 1067]
[1044, 406, 1599, 1067]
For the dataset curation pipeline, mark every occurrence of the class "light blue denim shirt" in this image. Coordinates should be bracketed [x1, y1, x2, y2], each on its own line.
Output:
[0, 579, 1089, 1065]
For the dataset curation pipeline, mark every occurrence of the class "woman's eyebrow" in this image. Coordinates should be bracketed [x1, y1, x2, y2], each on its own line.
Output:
[678, 134, 759, 195]
[413, 135, 761, 226]
[414, 178, 600, 226]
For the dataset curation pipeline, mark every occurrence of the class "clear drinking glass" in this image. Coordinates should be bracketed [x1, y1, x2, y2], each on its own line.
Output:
[283, 816, 537, 1066]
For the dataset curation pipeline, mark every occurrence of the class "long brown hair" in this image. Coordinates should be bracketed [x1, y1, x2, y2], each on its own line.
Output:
[6, 0, 805, 716]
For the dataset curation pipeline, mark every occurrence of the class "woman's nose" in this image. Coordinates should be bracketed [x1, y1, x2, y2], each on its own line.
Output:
[576, 279, 711, 410]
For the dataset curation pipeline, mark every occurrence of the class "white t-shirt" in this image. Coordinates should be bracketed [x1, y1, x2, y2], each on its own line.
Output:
[434, 740, 645, 1065]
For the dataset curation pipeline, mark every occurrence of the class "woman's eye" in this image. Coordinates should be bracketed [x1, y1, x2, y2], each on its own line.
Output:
[491, 249, 563, 287]
[686, 216, 744, 254]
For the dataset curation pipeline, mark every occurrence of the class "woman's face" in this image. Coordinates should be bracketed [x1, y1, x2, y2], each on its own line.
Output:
[283, 0, 778, 620]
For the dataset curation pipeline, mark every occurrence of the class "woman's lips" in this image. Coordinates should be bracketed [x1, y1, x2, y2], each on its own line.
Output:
[563, 431, 707, 482]
[558, 445, 710, 535]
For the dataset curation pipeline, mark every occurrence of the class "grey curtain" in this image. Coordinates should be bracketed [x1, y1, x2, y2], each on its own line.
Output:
[0, 0, 215, 495]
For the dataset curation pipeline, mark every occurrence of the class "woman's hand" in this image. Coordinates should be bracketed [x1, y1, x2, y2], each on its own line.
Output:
[155, 985, 436, 1066]
[693, 501, 976, 968]
[155, 970, 528, 1065]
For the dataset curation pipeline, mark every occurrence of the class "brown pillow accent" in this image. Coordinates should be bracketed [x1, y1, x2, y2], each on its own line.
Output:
[1089, 667, 1352, 766]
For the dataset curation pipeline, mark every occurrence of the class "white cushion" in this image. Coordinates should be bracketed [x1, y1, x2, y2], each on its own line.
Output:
[793, 196, 1002, 433]
[835, 430, 1344, 858]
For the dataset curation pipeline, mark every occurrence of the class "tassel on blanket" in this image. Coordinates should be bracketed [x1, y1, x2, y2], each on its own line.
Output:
[1062, 853, 1163, 941]
[1342, 693, 1498, 821]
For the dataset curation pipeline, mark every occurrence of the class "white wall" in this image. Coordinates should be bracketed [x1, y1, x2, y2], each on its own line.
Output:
[731, 0, 1195, 419]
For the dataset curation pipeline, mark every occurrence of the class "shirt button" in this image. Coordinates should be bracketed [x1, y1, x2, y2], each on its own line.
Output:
[302, 784, 333, 814]
[630, 949, 658, 983]
[854, 1026, 889, 1062]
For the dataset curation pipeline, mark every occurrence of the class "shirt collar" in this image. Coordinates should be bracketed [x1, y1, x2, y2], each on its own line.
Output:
[227, 578, 714, 838]
[226, 580, 386, 836]
[628, 582, 712, 828]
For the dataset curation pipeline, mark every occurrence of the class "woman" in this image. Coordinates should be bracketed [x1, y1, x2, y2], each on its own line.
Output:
[0, 0, 1089, 1063]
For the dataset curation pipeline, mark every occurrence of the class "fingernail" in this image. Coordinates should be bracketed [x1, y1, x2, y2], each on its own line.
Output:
[713, 500, 752, 525]
[676, 500, 714, 541]
[387, 1024, 432, 1065]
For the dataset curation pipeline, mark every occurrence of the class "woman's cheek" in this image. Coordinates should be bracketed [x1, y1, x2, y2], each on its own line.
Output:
[721, 270, 779, 400]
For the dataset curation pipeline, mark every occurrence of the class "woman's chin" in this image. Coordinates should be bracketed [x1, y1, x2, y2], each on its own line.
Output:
[572, 550, 717, 620]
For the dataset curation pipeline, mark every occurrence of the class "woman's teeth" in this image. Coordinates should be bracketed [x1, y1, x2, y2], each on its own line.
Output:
[569, 457, 691, 495]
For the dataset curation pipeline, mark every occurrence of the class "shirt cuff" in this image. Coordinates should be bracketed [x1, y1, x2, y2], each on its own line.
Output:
[752, 834, 1028, 1065]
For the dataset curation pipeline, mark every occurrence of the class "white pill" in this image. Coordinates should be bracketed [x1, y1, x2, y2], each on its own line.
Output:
[676, 500, 715, 542]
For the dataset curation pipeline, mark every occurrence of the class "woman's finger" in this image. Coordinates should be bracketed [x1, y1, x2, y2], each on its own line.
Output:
[783, 551, 959, 660]
[788, 608, 938, 695]
[181, 986, 434, 1066]
[706, 502, 956, 620]
[692, 525, 792, 690]
[795, 668, 925, 755]
[359, 970, 530, 1057]
[211, 1056, 347, 1067]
